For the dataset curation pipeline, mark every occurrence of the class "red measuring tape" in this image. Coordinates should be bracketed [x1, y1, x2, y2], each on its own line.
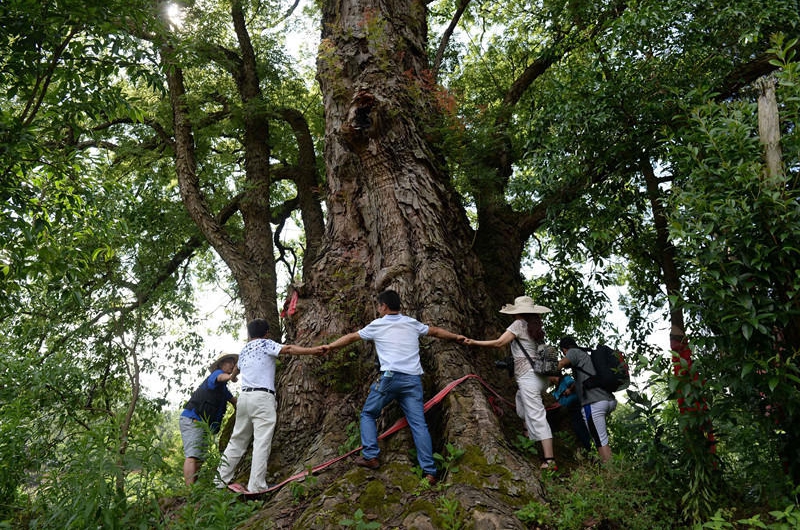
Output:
[229, 373, 522, 496]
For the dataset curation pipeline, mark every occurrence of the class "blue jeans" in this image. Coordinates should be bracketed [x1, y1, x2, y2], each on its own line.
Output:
[360, 371, 436, 476]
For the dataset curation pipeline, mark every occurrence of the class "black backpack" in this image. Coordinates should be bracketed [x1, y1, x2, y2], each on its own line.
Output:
[581, 345, 631, 393]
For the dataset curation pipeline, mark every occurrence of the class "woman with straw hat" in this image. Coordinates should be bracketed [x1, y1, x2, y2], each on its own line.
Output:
[465, 296, 557, 469]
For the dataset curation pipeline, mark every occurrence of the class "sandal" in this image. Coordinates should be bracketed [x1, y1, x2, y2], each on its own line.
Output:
[541, 458, 558, 470]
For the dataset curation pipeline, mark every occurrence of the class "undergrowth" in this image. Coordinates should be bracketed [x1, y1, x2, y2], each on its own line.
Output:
[518, 459, 676, 530]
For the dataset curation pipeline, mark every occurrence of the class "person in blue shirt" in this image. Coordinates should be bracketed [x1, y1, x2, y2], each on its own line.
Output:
[549, 373, 592, 451]
[180, 353, 239, 485]
[320, 289, 466, 485]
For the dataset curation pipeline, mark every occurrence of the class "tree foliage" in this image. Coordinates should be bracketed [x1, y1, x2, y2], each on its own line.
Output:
[665, 36, 800, 491]
[1, 0, 800, 527]
[0, 0, 213, 520]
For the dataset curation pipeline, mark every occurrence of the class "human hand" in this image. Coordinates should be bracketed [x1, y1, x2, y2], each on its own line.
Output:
[319, 345, 330, 355]
[455, 335, 468, 344]
[463, 338, 475, 346]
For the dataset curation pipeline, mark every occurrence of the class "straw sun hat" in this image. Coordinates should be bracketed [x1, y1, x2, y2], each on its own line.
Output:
[209, 352, 239, 373]
[498, 296, 552, 315]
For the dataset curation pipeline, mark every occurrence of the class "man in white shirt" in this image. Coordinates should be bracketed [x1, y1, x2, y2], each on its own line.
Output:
[321, 290, 466, 485]
[216, 318, 321, 493]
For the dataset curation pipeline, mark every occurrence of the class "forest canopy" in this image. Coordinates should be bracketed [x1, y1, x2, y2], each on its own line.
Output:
[1, 0, 799, 528]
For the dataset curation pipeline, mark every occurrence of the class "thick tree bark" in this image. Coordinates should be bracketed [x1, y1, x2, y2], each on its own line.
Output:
[247, 0, 549, 527]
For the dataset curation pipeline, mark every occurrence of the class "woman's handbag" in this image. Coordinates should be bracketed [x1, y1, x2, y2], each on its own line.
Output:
[514, 338, 561, 376]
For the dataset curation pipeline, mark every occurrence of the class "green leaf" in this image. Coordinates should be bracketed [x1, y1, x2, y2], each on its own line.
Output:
[741, 363, 753, 378]
[768, 377, 779, 392]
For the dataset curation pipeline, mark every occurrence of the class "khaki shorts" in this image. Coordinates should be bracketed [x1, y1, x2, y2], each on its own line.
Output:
[179, 415, 210, 460]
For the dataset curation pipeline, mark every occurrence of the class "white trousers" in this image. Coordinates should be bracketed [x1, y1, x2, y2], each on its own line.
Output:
[216, 391, 276, 492]
[515, 370, 553, 442]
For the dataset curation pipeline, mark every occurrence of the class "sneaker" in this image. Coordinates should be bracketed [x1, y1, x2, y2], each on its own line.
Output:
[354, 456, 380, 469]
[424, 474, 438, 486]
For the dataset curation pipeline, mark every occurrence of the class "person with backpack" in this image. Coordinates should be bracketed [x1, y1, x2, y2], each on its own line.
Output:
[558, 336, 617, 463]
[465, 296, 557, 469]
[180, 352, 239, 485]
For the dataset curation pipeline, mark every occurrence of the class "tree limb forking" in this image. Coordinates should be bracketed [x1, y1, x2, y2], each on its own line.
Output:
[717, 39, 800, 101]
[162, 44, 242, 265]
[432, 0, 471, 79]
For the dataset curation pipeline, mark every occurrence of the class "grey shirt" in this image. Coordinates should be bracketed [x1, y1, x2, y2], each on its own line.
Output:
[566, 347, 615, 406]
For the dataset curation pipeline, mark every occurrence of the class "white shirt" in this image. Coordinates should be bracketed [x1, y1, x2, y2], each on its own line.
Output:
[507, 319, 538, 378]
[237, 338, 283, 390]
[358, 313, 430, 375]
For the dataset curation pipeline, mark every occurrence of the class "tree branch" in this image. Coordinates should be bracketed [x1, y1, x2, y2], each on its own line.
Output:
[274, 107, 325, 265]
[21, 26, 80, 126]
[162, 45, 242, 263]
[432, 0, 471, 79]
[716, 40, 800, 101]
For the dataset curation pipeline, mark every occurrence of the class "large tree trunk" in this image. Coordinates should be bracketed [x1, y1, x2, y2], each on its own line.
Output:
[246, 0, 549, 527]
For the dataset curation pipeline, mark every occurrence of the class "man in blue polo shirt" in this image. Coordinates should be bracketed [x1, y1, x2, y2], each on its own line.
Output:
[321, 289, 466, 485]
[180, 352, 239, 485]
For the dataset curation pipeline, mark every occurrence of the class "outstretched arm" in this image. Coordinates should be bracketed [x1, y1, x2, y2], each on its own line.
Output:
[427, 326, 467, 343]
[320, 332, 362, 354]
[464, 330, 516, 349]
[281, 344, 324, 356]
